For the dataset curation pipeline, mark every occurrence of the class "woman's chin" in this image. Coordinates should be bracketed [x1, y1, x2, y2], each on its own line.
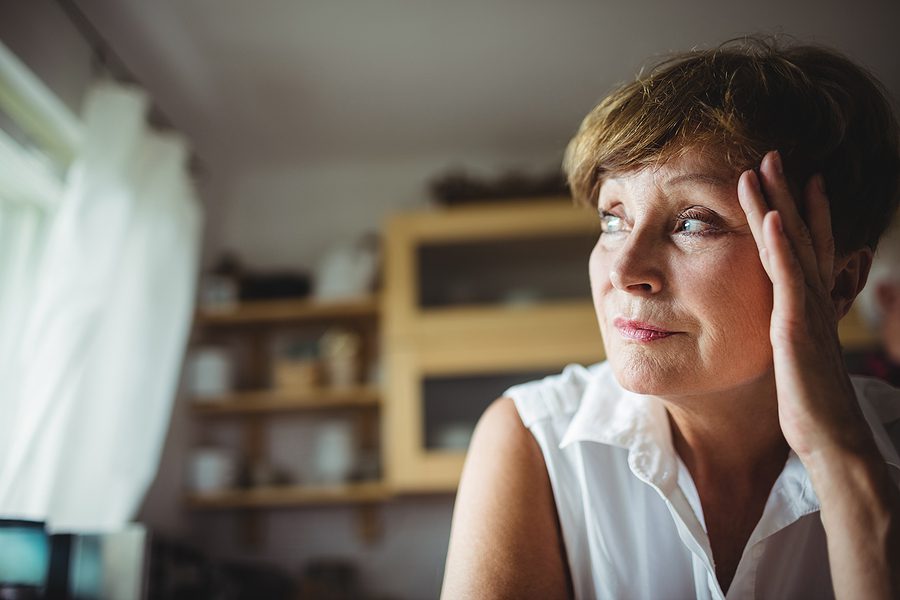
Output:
[606, 349, 694, 396]
[609, 360, 671, 395]
[607, 349, 774, 398]
[614, 372, 668, 395]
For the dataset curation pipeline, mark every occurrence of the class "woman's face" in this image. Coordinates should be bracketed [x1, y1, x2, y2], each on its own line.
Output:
[590, 151, 775, 397]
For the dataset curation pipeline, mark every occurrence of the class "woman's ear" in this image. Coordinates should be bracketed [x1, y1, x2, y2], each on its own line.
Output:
[831, 248, 874, 320]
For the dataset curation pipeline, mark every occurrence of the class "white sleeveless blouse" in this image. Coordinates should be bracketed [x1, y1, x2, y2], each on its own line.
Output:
[505, 362, 900, 600]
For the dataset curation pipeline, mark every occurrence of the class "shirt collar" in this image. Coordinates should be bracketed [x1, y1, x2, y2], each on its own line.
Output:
[559, 366, 679, 494]
[557, 364, 819, 515]
[749, 450, 821, 543]
[558, 366, 900, 524]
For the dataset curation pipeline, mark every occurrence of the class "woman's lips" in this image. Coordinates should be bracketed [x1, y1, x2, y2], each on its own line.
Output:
[613, 317, 678, 342]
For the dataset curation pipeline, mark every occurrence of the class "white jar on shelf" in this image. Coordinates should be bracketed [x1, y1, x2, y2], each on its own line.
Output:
[187, 446, 237, 492]
[313, 420, 356, 484]
[186, 346, 233, 398]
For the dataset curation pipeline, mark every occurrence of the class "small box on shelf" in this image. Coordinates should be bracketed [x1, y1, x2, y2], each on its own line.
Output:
[271, 356, 321, 391]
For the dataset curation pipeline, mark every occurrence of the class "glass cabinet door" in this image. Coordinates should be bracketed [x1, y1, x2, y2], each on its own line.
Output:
[421, 369, 558, 452]
[383, 201, 604, 492]
[417, 232, 595, 309]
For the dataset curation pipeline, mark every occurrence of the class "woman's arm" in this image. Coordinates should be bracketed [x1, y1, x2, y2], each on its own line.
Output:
[806, 446, 900, 599]
[738, 150, 900, 598]
[441, 397, 573, 599]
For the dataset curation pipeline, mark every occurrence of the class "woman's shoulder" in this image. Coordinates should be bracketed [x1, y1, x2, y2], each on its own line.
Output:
[441, 394, 574, 597]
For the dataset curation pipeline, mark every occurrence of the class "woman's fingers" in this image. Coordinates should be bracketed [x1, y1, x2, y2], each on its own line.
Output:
[803, 174, 836, 289]
[763, 210, 806, 322]
[757, 151, 821, 288]
[738, 169, 772, 275]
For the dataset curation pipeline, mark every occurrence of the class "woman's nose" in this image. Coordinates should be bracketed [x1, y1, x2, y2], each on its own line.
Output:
[608, 234, 664, 295]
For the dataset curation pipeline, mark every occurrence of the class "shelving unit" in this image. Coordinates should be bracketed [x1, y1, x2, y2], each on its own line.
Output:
[186, 294, 388, 520]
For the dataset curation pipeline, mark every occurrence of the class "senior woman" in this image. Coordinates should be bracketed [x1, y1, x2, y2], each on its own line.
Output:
[442, 38, 900, 599]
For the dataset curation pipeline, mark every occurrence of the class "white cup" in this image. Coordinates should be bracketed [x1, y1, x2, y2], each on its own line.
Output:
[187, 347, 233, 398]
[188, 447, 236, 492]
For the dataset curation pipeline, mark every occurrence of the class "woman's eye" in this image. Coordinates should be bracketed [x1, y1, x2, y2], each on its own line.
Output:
[599, 211, 627, 234]
[677, 218, 713, 235]
[675, 210, 722, 237]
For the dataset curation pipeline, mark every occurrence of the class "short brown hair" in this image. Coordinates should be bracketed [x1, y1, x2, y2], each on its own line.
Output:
[563, 36, 900, 253]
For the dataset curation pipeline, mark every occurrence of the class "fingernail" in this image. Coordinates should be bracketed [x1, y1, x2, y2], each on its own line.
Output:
[746, 169, 760, 193]
[771, 151, 783, 174]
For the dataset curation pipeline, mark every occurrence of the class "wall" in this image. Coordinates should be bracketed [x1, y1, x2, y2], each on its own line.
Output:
[208, 148, 565, 270]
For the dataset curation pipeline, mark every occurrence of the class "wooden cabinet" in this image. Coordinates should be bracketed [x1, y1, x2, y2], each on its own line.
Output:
[382, 199, 605, 492]
[185, 295, 387, 509]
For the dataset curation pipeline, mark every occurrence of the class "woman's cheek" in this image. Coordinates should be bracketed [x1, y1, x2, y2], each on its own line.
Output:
[588, 241, 611, 292]
[698, 249, 773, 339]
[588, 243, 616, 341]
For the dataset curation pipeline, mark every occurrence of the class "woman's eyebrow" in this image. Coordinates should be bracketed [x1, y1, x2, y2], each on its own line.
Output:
[664, 172, 733, 188]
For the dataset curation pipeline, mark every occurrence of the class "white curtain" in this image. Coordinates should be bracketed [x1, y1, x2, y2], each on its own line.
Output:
[0, 82, 202, 532]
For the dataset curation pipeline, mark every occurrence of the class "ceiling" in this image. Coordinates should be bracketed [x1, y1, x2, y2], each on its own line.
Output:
[74, 0, 900, 172]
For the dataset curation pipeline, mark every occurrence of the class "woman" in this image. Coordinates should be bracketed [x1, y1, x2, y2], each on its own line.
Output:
[442, 38, 900, 599]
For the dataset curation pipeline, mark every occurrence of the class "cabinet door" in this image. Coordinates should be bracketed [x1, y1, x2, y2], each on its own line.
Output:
[384, 328, 604, 492]
[384, 200, 600, 339]
[416, 232, 594, 309]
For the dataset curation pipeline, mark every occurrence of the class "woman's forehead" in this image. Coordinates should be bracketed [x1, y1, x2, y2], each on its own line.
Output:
[601, 150, 740, 194]
[604, 148, 741, 184]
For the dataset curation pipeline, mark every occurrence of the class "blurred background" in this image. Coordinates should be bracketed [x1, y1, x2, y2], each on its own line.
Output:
[0, 1, 898, 598]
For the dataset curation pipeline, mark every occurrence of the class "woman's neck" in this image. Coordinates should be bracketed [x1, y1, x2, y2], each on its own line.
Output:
[662, 371, 790, 486]
[660, 372, 792, 594]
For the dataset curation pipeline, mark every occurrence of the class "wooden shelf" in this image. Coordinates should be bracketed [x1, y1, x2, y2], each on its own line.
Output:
[192, 385, 380, 416]
[390, 298, 596, 339]
[196, 295, 380, 326]
[186, 480, 391, 509]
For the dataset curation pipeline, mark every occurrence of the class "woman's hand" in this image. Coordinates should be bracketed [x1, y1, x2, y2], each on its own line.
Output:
[736, 150, 874, 462]
[738, 150, 899, 599]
